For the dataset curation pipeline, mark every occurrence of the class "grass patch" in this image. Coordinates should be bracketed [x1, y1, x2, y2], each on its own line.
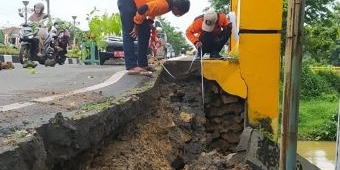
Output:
[80, 98, 112, 111]
[298, 99, 339, 140]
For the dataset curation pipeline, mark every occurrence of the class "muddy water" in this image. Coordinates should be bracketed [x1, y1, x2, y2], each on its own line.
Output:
[297, 141, 336, 170]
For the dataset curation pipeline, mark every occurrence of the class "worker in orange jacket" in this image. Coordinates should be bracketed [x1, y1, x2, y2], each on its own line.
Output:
[186, 10, 232, 59]
[118, 0, 190, 75]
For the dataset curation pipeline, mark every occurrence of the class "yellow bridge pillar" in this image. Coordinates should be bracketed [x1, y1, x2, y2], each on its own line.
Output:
[203, 0, 283, 138]
[233, 0, 283, 137]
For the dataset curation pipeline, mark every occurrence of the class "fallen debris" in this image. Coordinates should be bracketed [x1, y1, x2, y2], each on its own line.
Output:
[0, 61, 15, 70]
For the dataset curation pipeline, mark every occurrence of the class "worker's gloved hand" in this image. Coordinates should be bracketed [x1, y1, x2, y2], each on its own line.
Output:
[195, 41, 203, 49]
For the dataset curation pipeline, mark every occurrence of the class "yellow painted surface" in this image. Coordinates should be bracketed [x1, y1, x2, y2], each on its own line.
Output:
[203, 61, 247, 99]
[203, 34, 281, 136]
[229, 0, 239, 53]
[224, 0, 283, 137]
[240, 0, 283, 30]
[239, 33, 281, 135]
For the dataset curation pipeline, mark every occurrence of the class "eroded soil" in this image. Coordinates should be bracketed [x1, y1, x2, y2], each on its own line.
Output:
[80, 76, 250, 170]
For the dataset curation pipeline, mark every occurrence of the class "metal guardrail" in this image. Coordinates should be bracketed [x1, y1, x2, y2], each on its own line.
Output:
[310, 66, 340, 72]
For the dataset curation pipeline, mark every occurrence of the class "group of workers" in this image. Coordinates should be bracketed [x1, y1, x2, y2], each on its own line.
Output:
[118, 0, 232, 76]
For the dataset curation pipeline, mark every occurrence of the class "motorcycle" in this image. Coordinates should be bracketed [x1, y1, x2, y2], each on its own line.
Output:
[18, 21, 70, 67]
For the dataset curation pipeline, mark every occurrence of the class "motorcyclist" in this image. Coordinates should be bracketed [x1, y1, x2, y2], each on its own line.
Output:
[51, 21, 70, 53]
[23, 2, 48, 68]
[29, 2, 48, 56]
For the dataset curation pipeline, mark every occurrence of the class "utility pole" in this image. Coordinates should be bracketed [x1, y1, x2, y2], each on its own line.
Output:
[41, 0, 51, 23]
[279, 0, 305, 170]
[336, 99, 340, 169]
[46, 0, 50, 21]
[22, 1, 29, 24]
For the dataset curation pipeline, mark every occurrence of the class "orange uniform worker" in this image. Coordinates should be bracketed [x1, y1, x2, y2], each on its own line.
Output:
[117, 0, 190, 75]
[186, 10, 232, 59]
[149, 28, 163, 57]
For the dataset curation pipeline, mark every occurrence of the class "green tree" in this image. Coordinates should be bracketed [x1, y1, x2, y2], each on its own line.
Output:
[0, 30, 4, 45]
[209, 0, 229, 12]
[304, 21, 339, 63]
[303, 2, 340, 63]
[87, 8, 121, 50]
[158, 18, 191, 55]
[281, 0, 339, 62]
[304, 0, 336, 25]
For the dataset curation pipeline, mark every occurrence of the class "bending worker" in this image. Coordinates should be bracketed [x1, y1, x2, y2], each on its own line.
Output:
[118, 0, 190, 76]
[186, 9, 232, 59]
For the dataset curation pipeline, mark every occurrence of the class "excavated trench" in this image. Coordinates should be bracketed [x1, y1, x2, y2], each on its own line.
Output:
[1, 61, 319, 170]
[78, 73, 248, 170]
[48, 62, 253, 170]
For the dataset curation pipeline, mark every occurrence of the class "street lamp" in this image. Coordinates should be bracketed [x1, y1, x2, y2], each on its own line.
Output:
[72, 16, 77, 27]
[22, 1, 29, 24]
[72, 16, 77, 47]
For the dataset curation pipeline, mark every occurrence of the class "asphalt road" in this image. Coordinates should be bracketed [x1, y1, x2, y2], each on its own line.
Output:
[0, 63, 127, 106]
[0, 63, 151, 139]
[0, 55, 191, 139]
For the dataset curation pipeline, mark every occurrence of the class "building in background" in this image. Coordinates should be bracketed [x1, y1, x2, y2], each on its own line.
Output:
[1, 27, 20, 47]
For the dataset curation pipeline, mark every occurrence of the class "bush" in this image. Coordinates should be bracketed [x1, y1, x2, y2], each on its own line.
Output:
[317, 70, 340, 95]
[0, 46, 19, 55]
[306, 113, 338, 141]
[68, 46, 81, 58]
[300, 64, 336, 99]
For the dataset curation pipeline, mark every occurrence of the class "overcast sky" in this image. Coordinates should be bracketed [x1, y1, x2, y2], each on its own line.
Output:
[0, 0, 210, 33]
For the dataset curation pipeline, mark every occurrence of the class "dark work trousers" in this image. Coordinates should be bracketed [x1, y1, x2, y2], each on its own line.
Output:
[196, 29, 230, 57]
[118, 0, 151, 70]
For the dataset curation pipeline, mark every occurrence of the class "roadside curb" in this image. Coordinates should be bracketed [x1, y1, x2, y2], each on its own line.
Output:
[0, 54, 80, 64]
[0, 70, 157, 170]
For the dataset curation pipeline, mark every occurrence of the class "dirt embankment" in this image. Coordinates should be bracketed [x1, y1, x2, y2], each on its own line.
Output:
[80, 75, 250, 170]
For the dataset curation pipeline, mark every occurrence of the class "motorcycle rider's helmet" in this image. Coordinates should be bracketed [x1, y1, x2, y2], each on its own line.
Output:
[33, 2, 44, 14]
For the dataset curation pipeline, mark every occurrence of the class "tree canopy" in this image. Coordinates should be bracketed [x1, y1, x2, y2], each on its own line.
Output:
[158, 17, 191, 55]
[0, 30, 4, 45]
[87, 8, 121, 50]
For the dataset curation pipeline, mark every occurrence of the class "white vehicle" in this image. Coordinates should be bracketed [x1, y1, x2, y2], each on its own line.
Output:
[166, 43, 175, 58]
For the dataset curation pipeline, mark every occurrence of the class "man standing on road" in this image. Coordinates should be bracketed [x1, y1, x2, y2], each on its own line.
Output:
[117, 0, 190, 76]
[186, 9, 232, 59]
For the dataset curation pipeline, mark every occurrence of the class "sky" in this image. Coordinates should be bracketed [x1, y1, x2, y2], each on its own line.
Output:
[0, 0, 210, 33]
